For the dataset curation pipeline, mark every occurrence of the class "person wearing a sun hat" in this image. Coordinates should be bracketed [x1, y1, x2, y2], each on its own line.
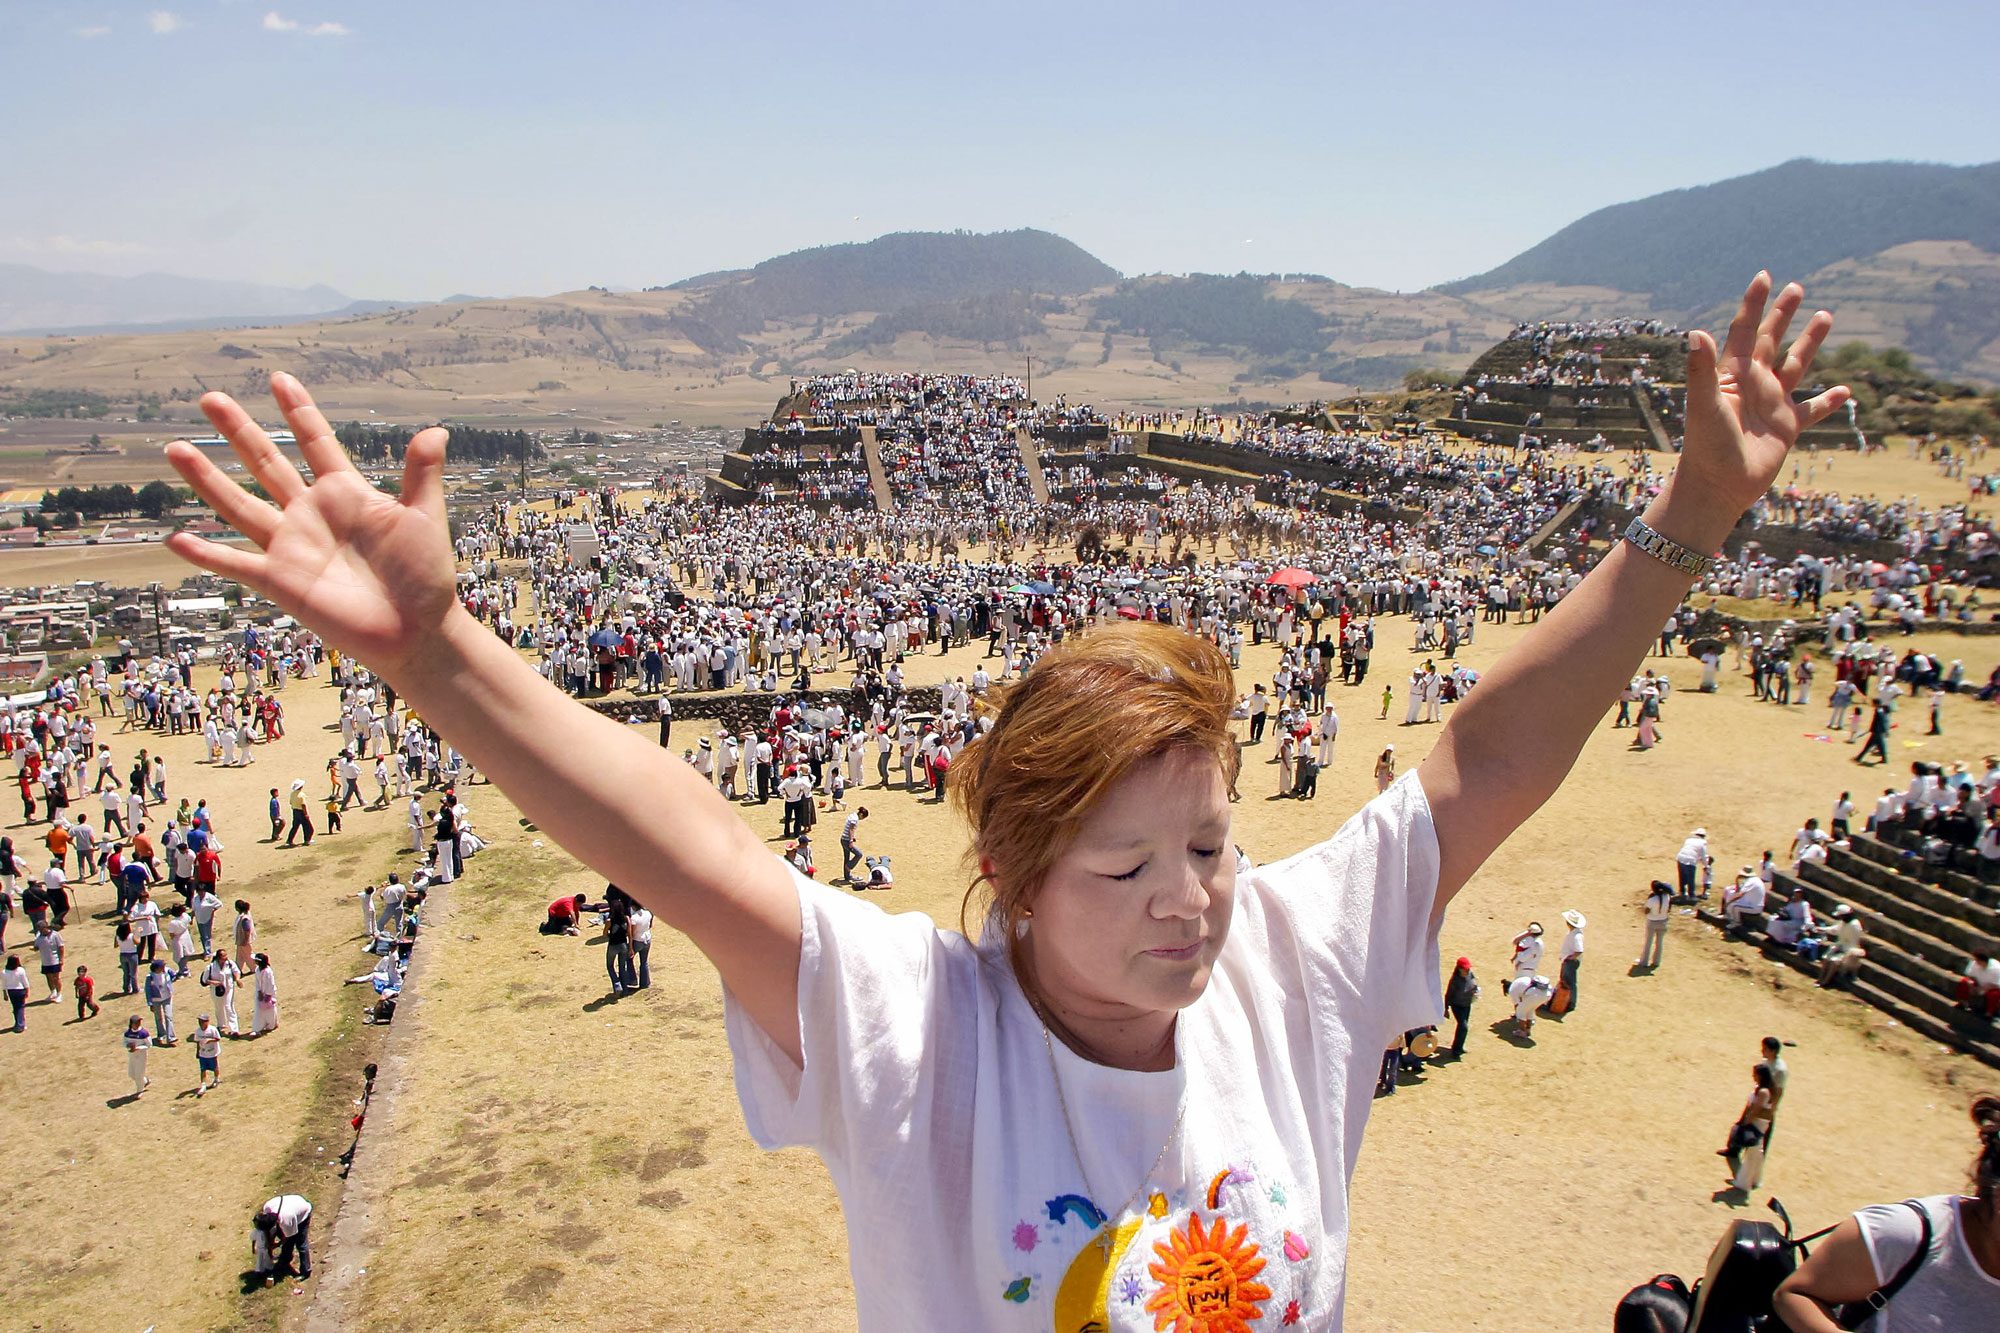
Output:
[1510, 921, 1545, 982]
[1723, 864, 1768, 932]
[1558, 910, 1586, 1009]
[1674, 827, 1711, 898]
[1373, 744, 1397, 794]
[283, 779, 313, 847]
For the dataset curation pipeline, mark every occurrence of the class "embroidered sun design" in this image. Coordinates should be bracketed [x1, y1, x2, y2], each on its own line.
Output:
[1013, 1221, 1038, 1252]
[1144, 1213, 1272, 1332]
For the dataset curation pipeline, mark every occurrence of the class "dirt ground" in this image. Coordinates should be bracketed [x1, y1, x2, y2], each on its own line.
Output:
[10, 497, 2000, 1331]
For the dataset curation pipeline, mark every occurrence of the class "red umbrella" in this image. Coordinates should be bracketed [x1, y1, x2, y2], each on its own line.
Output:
[1116, 605, 1142, 620]
[1266, 567, 1318, 589]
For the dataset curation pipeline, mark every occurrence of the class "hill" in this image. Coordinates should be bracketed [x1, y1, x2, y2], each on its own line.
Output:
[672, 228, 1117, 310]
[0, 262, 372, 334]
[1442, 160, 2000, 383]
[1441, 159, 2000, 310]
[667, 229, 1119, 352]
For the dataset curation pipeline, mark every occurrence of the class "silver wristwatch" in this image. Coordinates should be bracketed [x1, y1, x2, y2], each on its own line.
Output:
[1622, 517, 1716, 579]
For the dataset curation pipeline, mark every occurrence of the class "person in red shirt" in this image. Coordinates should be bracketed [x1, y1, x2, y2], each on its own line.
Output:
[195, 845, 223, 897]
[17, 754, 38, 822]
[74, 963, 99, 1019]
[541, 893, 588, 936]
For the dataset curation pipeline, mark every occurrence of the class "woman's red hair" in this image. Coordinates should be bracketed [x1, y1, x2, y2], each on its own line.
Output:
[951, 622, 1240, 966]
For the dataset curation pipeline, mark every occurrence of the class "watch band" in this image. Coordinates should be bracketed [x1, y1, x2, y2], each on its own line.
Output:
[1622, 517, 1717, 579]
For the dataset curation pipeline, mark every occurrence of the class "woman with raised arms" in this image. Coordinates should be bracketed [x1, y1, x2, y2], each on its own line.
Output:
[166, 276, 1846, 1330]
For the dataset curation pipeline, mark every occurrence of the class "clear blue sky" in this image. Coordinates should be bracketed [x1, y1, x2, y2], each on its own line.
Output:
[3, 0, 1994, 301]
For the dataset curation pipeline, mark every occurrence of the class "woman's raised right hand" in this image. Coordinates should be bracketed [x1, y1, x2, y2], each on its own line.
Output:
[163, 373, 461, 678]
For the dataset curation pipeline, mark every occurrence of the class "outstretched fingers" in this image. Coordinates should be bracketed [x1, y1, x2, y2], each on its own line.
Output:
[1779, 309, 1836, 391]
[163, 530, 269, 587]
[1683, 328, 1720, 409]
[1756, 283, 1805, 364]
[201, 391, 308, 506]
[1796, 384, 1854, 431]
[164, 439, 281, 546]
[1722, 271, 1773, 364]
[270, 373, 359, 483]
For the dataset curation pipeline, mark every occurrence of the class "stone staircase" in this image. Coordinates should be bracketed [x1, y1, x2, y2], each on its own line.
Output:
[1430, 381, 1656, 449]
[1526, 498, 1586, 552]
[859, 425, 894, 514]
[702, 472, 749, 503]
[1015, 426, 1051, 506]
[1721, 832, 2000, 1068]
[1630, 383, 1675, 452]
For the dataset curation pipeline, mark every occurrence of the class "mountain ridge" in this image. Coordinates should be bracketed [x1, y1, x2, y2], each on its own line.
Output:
[1438, 158, 2000, 312]
[0, 262, 373, 335]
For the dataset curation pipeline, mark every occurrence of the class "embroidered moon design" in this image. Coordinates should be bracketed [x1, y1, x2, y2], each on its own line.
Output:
[1052, 1216, 1143, 1332]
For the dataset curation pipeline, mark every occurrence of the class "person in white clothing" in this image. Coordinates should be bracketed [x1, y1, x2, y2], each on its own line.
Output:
[1723, 865, 1769, 931]
[163, 288, 1845, 1329]
[123, 1014, 152, 1096]
[1315, 705, 1339, 768]
[1637, 881, 1673, 969]
[192, 1013, 223, 1095]
[1507, 974, 1554, 1037]
[251, 953, 279, 1034]
[1674, 827, 1711, 898]
[1556, 909, 1585, 1008]
[1510, 922, 1545, 981]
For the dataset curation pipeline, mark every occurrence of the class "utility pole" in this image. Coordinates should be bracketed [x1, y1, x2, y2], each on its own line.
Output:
[1025, 354, 1033, 407]
[148, 581, 165, 656]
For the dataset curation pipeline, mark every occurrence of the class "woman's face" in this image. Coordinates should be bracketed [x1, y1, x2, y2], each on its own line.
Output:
[1023, 748, 1236, 1030]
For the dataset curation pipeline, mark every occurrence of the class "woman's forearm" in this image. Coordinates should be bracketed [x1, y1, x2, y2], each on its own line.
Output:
[1423, 477, 1736, 895]
[393, 605, 778, 928]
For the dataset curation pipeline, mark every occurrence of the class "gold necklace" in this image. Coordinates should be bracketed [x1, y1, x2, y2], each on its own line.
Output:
[1041, 1021, 1188, 1248]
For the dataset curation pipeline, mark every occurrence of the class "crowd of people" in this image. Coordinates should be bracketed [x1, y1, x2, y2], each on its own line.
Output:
[0, 629, 478, 1131]
[1503, 316, 1684, 347]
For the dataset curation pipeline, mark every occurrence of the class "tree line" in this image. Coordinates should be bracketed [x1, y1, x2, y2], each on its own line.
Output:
[333, 421, 544, 466]
[39, 481, 184, 523]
